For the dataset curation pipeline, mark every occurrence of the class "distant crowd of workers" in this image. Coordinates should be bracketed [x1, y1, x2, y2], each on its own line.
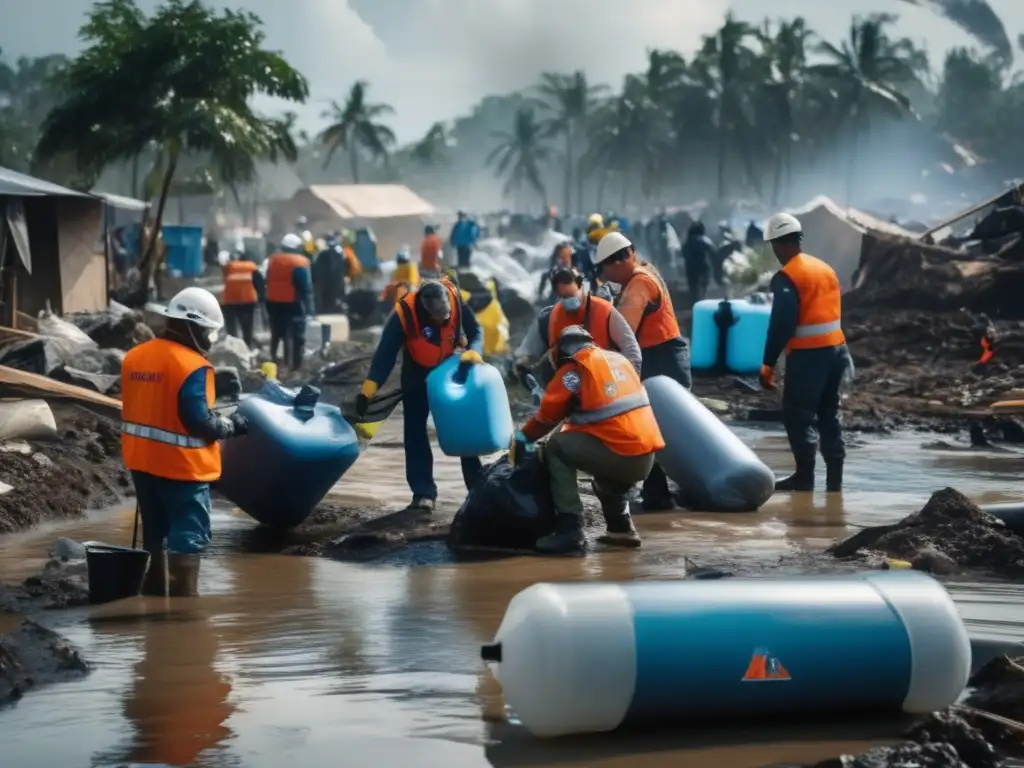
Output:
[119, 204, 850, 588]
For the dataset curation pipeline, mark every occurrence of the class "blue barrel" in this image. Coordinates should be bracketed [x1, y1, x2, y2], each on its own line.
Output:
[483, 571, 971, 737]
[725, 299, 771, 375]
[426, 356, 513, 456]
[217, 382, 360, 528]
[689, 299, 720, 370]
[161, 225, 205, 277]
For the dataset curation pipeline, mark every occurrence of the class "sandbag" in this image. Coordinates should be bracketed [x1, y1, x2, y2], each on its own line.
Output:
[447, 455, 556, 552]
[0, 400, 57, 441]
[645, 375, 774, 512]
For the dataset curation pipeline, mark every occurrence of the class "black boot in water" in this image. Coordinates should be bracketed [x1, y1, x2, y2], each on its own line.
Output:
[826, 460, 844, 493]
[596, 496, 641, 548]
[775, 460, 815, 492]
[141, 550, 168, 597]
[535, 514, 586, 555]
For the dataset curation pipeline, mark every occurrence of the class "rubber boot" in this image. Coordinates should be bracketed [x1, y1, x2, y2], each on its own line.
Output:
[141, 550, 168, 597]
[167, 553, 201, 597]
[535, 513, 586, 555]
[826, 460, 844, 493]
[774, 460, 815, 492]
[596, 495, 641, 548]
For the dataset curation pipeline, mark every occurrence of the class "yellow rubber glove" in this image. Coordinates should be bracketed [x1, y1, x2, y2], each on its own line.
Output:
[360, 380, 379, 398]
[460, 350, 483, 365]
[356, 380, 379, 419]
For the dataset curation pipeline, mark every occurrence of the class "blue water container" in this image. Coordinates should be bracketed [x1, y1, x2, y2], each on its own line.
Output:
[217, 382, 360, 528]
[484, 571, 971, 737]
[689, 299, 722, 370]
[725, 299, 772, 375]
[426, 355, 513, 456]
[161, 225, 205, 278]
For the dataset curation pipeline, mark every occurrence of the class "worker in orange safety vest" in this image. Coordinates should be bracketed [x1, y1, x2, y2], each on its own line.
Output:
[759, 212, 853, 494]
[513, 325, 665, 555]
[594, 231, 691, 512]
[121, 287, 249, 597]
[220, 252, 263, 347]
[265, 233, 314, 371]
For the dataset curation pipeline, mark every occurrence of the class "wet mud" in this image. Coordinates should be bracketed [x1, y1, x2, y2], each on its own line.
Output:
[802, 655, 1024, 768]
[0, 619, 89, 705]
[0, 401, 130, 535]
[828, 488, 1024, 577]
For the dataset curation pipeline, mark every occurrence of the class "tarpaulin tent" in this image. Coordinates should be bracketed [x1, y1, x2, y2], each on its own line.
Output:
[275, 184, 443, 268]
[787, 195, 914, 290]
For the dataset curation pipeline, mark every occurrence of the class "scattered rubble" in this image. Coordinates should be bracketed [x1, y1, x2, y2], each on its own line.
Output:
[0, 619, 89, 705]
[828, 488, 1024, 576]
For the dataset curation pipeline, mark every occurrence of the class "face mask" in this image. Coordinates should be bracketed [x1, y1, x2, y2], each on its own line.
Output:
[560, 296, 582, 313]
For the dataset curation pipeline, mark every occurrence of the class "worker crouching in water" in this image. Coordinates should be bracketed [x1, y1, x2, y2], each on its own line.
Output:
[121, 288, 249, 596]
[513, 326, 664, 554]
[265, 233, 314, 372]
[759, 212, 853, 493]
[594, 232, 691, 511]
[514, 266, 641, 384]
[221, 252, 263, 347]
[357, 279, 484, 512]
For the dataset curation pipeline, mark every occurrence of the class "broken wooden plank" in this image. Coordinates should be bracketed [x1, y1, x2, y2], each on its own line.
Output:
[0, 365, 120, 415]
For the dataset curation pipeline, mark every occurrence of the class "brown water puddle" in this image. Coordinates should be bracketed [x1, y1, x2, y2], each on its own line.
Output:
[1, 422, 1023, 767]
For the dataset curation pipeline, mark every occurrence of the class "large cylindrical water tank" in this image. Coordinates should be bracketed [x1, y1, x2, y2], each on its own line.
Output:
[481, 571, 971, 737]
[644, 375, 775, 511]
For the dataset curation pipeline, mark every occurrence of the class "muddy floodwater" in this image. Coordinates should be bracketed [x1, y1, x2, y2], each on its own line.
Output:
[2, 422, 1024, 767]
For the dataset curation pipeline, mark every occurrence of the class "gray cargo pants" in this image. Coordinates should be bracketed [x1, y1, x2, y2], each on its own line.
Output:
[545, 430, 655, 516]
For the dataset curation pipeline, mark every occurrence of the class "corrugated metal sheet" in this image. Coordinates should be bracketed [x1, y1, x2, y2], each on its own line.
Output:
[305, 184, 435, 219]
[92, 190, 149, 211]
[0, 166, 89, 198]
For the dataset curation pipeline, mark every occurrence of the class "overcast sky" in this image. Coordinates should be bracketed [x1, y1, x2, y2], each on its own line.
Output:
[2, 0, 1022, 142]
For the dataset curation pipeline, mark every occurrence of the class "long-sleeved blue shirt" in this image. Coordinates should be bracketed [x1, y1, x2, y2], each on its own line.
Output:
[367, 299, 482, 386]
[763, 270, 799, 367]
[449, 220, 479, 248]
[291, 263, 314, 316]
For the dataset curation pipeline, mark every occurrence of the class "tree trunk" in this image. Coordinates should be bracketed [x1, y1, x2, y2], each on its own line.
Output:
[596, 169, 608, 210]
[716, 97, 728, 200]
[563, 131, 573, 214]
[620, 170, 629, 209]
[135, 145, 179, 306]
[576, 148, 586, 215]
[130, 154, 140, 199]
[350, 144, 359, 183]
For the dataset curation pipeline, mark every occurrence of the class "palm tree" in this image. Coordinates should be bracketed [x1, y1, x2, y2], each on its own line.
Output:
[410, 122, 452, 166]
[36, 0, 308, 303]
[485, 107, 551, 208]
[690, 13, 759, 200]
[536, 71, 607, 213]
[812, 13, 927, 203]
[757, 17, 813, 205]
[318, 81, 396, 182]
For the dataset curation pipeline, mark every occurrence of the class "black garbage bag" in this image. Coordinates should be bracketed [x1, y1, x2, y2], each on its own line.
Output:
[447, 455, 557, 552]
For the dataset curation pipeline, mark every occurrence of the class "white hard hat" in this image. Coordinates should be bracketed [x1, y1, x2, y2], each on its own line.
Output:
[161, 286, 224, 330]
[281, 233, 303, 250]
[764, 212, 802, 241]
[594, 231, 632, 265]
[301, 230, 313, 242]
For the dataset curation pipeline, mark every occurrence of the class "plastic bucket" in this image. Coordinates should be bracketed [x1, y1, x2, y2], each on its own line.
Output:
[85, 543, 151, 604]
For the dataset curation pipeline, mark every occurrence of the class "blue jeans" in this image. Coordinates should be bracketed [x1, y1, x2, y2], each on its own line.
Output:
[131, 470, 213, 554]
[402, 371, 482, 499]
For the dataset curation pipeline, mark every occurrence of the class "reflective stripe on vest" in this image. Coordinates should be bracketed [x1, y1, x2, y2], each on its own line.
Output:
[568, 389, 651, 425]
[121, 421, 209, 449]
[794, 319, 842, 338]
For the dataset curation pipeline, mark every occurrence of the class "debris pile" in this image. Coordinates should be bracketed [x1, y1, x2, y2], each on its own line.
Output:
[0, 619, 89, 704]
[828, 488, 1024, 576]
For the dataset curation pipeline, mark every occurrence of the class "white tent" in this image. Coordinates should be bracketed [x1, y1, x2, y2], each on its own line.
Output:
[787, 196, 914, 290]
[277, 184, 445, 263]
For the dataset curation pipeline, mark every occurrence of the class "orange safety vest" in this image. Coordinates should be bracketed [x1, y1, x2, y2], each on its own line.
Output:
[555, 346, 664, 456]
[780, 253, 846, 352]
[396, 279, 466, 369]
[265, 252, 310, 303]
[622, 263, 681, 348]
[421, 234, 442, 272]
[121, 338, 221, 482]
[221, 260, 258, 305]
[547, 294, 614, 351]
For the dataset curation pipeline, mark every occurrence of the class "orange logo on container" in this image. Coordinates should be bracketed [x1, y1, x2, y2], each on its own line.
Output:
[742, 648, 791, 681]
